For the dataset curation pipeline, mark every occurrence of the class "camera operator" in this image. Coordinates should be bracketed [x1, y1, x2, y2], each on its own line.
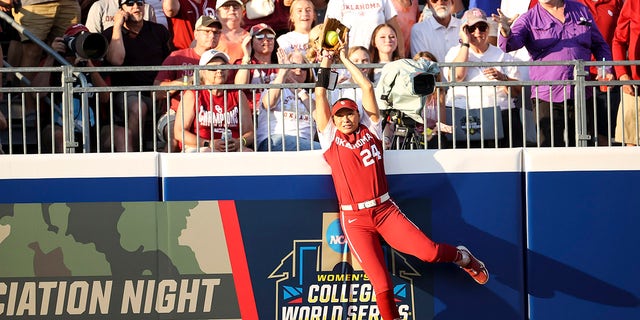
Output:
[375, 57, 446, 150]
[32, 24, 110, 153]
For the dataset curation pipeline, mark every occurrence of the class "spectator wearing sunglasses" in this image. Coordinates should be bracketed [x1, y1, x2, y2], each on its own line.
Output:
[468, 0, 500, 43]
[86, 0, 158, 33]
[162, 0, 217, 50]
[214, 0, 250, 64]
[444, 8, 523, 147]
[102, 0, 171, 151]
[174, 49, 254, 152]
[411, 0, 462, 63]
[235, 23, 279, 113]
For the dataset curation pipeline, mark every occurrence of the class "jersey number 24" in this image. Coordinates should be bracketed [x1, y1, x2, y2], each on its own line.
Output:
[360, 145, 382, 167]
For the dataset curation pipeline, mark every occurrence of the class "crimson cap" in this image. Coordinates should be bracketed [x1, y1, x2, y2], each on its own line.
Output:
[250, 23, 276, 37]
[331, 99, 359, 116]
[64, 24, 89, 37]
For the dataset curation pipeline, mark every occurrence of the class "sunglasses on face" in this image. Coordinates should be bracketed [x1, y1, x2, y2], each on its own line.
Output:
[467, 23, 488, 33]
[123, 0, 144, 6]
[429, 0, 449, 3]
[254, 33, 275, 40]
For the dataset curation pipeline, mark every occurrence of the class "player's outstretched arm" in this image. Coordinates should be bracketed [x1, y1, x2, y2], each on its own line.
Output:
[337, 49, 380, 123]
[314, 52, 334, 132]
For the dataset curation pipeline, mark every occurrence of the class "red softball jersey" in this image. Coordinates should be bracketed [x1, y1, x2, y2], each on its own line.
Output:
[319, 113, 389, 206]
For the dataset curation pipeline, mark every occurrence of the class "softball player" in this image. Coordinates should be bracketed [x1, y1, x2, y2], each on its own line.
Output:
[314, 48, 489, 320]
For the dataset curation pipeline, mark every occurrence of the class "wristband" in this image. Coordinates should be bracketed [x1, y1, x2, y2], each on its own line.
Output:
[315, 67, 331, 88]
[461, 43, 470, 48]
[242, 137, 248, 147]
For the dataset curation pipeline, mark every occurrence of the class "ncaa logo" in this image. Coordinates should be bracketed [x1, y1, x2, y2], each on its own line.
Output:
[325, 219, 348, 253]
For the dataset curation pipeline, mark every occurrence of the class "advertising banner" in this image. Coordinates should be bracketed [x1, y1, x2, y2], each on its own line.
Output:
[0, 201, 240, 319]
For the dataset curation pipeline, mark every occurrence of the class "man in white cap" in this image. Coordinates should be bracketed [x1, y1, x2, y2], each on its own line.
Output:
[174, 49, 254, 152]
[154, 15, 222, 151]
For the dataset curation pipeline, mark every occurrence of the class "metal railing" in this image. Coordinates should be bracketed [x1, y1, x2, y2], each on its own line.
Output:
[1, 60, 639, 154]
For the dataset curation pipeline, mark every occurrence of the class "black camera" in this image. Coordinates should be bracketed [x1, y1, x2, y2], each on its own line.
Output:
[63, 32, 109, 60]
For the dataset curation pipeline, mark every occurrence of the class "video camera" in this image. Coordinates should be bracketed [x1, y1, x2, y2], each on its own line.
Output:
[375, 58, 438, 125]
[63, 32, 109, 60]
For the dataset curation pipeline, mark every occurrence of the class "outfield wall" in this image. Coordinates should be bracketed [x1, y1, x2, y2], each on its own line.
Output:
[0, 149, 638, 319]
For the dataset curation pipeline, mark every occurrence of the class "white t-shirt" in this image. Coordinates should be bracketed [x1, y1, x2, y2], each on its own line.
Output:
[248, 69, 278, 85]
[145, 0, 168, 29]
[256, 88, 316, 144]
[86, 0, 158, 33]
[276, 31, 310, 55]
[410, 15, 462, 63]
[500, 0, 532, 81]
[325, 0, 398, 50]
[499, 0, 530, 18]
[443, 44, 520, 110]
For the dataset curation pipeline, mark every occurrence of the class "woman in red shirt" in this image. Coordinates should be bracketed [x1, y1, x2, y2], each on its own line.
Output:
[174, 49, 254, 152]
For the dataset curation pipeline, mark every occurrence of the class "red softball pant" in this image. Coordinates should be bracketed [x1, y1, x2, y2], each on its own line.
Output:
[340, 199, 458, 295]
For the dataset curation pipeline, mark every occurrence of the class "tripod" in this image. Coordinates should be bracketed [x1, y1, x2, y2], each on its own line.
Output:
[383, 109, 449, 150]
[383, 109, 426, 150]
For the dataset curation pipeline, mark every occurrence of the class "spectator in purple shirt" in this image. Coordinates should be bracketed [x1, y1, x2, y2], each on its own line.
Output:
[498, 0, 612, 147]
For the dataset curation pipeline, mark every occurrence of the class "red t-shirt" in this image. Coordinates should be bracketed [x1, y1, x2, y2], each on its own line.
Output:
[168, 0, 217, 50]
[612, 0, 640, 80]
[576, 0, 623, 77]
[155, 48, 201, 112]
[192, 89, 242, 141]
[320, 114, 388, 205]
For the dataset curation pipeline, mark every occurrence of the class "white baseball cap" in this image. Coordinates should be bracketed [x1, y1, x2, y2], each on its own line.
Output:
[199, 49, 230, 65]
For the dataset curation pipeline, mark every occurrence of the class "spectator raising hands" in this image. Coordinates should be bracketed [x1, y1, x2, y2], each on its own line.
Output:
[256, 48, 319, 151]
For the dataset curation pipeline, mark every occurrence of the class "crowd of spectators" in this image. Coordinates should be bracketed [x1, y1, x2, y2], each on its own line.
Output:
[0, 0, 637, 153]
